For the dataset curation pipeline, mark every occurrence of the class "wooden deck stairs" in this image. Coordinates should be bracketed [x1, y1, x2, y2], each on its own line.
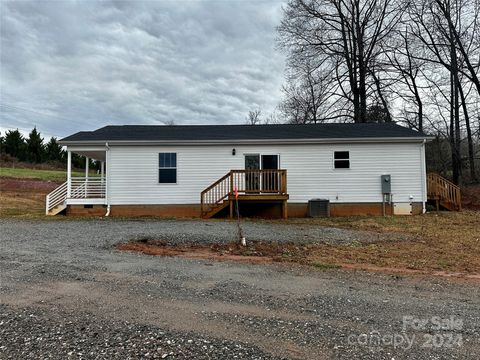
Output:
[427, 173, 461, 211]
[201, 169, 289, 219]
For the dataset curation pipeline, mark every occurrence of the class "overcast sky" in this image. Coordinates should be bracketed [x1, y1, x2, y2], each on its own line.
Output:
[0, 0, 286, 139]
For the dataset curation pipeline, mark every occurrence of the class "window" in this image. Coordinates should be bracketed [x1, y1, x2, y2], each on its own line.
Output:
[159, 153, 177, 183]
[334, 151, 350, 169]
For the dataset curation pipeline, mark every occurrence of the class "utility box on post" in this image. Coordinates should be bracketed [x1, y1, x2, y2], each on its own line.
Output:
[381, 175, 391, 194]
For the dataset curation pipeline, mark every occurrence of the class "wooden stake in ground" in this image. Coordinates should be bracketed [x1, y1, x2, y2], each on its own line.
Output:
[234, 186, 246, 246]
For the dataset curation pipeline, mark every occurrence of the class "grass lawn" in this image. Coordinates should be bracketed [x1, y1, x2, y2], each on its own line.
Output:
[283, 213, 480, 275]
[0, 167, 96, 182]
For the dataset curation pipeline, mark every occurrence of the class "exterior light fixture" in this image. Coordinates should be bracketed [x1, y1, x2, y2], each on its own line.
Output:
[232, 148, 236, 156]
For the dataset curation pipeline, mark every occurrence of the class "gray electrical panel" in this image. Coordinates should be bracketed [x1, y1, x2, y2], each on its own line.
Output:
[381, 175, 391, 193]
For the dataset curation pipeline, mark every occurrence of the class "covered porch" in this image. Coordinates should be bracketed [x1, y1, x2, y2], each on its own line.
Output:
[46, 147, 107, 215]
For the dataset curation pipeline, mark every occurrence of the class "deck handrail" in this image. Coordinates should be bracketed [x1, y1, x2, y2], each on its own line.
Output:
[46, 181, 68, 214]
[427, 173, 461, 210]
[200, 169, 287, 217]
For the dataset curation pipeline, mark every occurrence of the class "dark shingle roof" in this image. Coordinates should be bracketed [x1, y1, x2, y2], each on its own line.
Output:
[60, 123, 428, 143]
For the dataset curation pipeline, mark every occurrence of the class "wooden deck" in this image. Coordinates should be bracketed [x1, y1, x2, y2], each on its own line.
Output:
[200, 169, 289, 219]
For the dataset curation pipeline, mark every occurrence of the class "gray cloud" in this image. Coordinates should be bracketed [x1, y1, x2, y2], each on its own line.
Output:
[0, 0, 286, 138]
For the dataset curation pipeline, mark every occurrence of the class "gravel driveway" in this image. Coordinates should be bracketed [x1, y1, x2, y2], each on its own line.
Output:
[0, 218, 479, 359]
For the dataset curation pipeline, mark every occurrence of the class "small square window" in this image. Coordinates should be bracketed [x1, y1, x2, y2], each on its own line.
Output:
[334, 151, 350, 169]
[159, 153, 177, 183]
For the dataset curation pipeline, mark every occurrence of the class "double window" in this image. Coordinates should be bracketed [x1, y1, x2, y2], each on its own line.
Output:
[159, 153, 177, 183]
[334, 151, 350, 169]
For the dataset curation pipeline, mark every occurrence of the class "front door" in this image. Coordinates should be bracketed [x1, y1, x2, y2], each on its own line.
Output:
[245, 154, 260, 192]
[261, 155, 279, 192]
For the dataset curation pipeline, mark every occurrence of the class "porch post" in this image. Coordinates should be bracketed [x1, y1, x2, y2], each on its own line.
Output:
[85, 157, 89, 198]
[100, 161, 105, 198]
[85, 157, 89, 178]
[67, 151, 72, 198]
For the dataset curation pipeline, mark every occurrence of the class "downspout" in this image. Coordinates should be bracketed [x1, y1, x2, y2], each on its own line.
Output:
[420, 139, 427, 214]
[105, 142, 111, 217]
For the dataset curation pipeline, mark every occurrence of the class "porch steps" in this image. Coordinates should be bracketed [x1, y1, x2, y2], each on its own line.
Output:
[202, 200, 230, 219]
[47, 203, 67, 216]
[427, 173, 461, 211]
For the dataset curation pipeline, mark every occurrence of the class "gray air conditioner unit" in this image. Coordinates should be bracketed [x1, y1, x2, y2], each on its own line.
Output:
[308, 199, 330, 217]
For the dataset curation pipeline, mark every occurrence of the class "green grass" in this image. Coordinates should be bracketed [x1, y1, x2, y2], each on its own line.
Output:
[312, 262, 341, 270]
[0, 167, 97, 182]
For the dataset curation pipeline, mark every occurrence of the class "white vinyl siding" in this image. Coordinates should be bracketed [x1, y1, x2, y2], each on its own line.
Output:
[106, 142, 425, 205]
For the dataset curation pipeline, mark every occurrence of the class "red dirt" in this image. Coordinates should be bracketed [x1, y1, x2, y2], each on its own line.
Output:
[0, 177, 61, 192]
[116, 239, 480, 282]
[116, 241, 277, 264]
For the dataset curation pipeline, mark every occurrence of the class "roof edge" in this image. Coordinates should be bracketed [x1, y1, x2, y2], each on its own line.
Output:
[60, 136, 433, 146]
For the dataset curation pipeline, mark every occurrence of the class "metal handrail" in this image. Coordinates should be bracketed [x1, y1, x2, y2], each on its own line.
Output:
[46, 177, 106, 214]
[70, 177, 106, 199]
[45, 181, 68, 214]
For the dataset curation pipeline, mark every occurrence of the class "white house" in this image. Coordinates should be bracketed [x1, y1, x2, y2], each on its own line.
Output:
[48, 123, 435, 218]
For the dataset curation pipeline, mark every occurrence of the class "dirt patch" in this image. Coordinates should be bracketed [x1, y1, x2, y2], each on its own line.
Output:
[116, 239, 312, 265]
[116, 234, 480, 281]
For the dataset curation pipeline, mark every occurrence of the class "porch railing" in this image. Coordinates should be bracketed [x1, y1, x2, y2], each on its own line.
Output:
[231, 169, 287, 194]
[201, 169, 287, 216]
[70, 177, 106, 199]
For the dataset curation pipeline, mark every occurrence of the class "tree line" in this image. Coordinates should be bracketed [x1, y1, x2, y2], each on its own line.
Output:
[273, 0, 479, 185]
[0, 128, 89, 169]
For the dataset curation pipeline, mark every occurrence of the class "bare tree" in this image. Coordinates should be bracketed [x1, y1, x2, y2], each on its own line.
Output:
[385, 28, 426, 131]
[278, 0, 404, 123]
[279, 62, 339, 123]
[434, 0, 480, 97]
[458, 80, 478, 181]
[408, 0, 480, 184]
[246, 109, 262, 125]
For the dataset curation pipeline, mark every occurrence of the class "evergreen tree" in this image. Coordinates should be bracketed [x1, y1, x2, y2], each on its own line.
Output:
[0, 132, 4, 154]
[71, 153, 84, 169]
[45, 137, 65, 162]
[4, 129, 26, 160]
[26, 127, 45, 163]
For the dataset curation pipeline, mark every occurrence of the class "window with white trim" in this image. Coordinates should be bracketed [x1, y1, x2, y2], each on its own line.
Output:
[334, 151, 350, 169]
[159, 153, 177, 183]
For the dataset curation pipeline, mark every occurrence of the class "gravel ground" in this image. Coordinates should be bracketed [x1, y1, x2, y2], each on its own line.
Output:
[0, 218, 479, 359]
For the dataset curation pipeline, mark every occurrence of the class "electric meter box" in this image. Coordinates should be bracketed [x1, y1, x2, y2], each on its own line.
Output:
[381, 175, 391, 194]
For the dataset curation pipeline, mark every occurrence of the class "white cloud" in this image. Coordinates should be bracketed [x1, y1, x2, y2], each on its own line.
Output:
[0, 0, 286, 138]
